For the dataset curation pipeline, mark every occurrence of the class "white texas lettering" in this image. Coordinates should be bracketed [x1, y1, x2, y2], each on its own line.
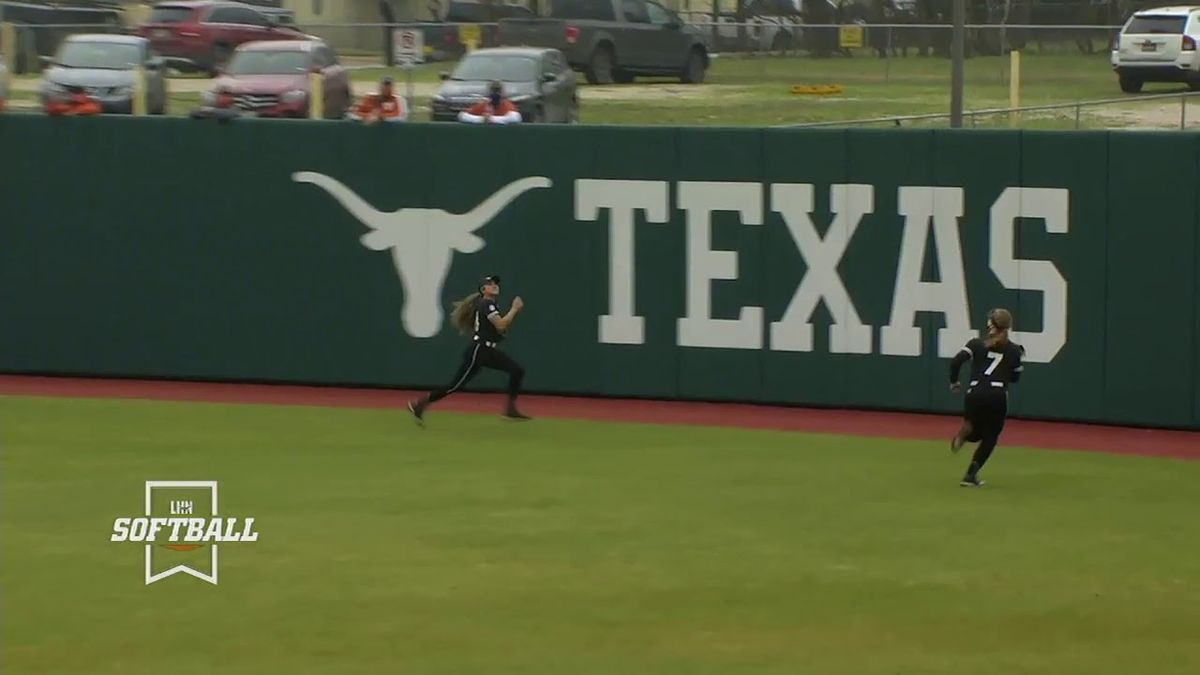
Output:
[676, 181, 764, 350]
[770, 183, 874, 354]
[989, 187, 1069, 363]
[880, 186, 976, 358]
[575, 179, 670, 345]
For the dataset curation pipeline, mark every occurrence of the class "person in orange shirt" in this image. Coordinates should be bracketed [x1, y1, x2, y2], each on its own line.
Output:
[46, 87, 102, 117]
[347, 77, 408, 124]
[458, 80, 522, 125]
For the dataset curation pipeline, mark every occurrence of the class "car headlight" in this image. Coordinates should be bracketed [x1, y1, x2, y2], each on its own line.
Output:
[281, 89, 307, 104]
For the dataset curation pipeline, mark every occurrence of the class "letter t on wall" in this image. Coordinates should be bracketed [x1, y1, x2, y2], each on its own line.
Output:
[576, 179, 670, 345]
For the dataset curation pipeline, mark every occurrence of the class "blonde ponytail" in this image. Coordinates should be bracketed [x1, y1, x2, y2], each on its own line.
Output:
[450, 292, 481, 334]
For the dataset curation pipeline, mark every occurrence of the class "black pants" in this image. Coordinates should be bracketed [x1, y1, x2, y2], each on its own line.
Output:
[964, 387, 1008, 442]
[425, 341, 524, 405]
[962, 387, 1008, 478]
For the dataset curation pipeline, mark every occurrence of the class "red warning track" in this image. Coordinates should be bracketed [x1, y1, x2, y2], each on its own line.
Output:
[1, 375, 1197, 461]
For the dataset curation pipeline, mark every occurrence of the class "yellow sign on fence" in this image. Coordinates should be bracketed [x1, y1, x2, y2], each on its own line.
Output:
[791, 84, 844, 96]
[459, 24, 482, 52]
[838, 25, 864, 49]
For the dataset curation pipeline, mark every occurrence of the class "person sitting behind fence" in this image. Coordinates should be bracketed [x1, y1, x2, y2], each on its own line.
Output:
[347, 76, 408, 123]
[190, 88, 241, 122]
[457, 81, 522, 125]
[45, 86, 102, 117]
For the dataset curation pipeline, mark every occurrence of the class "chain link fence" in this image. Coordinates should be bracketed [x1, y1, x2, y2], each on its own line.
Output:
[2, 19, 1125, 73]
[6, 17, 1192, 128]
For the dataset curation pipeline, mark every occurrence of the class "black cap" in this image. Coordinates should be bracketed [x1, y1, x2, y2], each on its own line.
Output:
[381, 76, 394, 85]
[479, 275, 501, 290]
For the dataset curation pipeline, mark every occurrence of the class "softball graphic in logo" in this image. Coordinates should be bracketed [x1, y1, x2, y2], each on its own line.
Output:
[110, 481, 260, 585]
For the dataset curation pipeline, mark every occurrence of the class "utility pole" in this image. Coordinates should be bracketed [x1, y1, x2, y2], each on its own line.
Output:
[950, 0, 965, 128]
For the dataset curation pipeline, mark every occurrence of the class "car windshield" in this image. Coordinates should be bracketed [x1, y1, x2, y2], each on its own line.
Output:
[1126, 16, 1187, 34]
[57, 42, 141, 70]
[227, 50, 309, 75]
[149, 6, 192, 23]
[451, 55, 537, 82]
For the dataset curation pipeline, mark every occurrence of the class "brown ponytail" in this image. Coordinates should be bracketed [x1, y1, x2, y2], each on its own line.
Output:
[450, 292, 481, 334]
[984, 308, 1013, 349]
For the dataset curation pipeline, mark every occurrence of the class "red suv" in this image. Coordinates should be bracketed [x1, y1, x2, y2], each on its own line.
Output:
[205, 40, 353, 119]
[137, 1, 303, 76]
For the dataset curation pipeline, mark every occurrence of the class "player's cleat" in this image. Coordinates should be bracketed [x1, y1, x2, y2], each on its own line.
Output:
[408, 400, 425, 427]
[950, 422, 972, 453]
[959, 476, 986, 488]
[503, 406, 532, 421]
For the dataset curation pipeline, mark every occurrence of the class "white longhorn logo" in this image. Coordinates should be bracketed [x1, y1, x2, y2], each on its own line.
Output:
[293, 172, 551, 337]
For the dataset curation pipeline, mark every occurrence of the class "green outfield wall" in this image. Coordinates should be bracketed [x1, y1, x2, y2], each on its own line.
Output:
[1, 116, 1197, 428]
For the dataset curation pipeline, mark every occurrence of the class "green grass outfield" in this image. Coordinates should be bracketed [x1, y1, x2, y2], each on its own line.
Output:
[2, 394, 1199, 675]
[7, 51, 1185, 127]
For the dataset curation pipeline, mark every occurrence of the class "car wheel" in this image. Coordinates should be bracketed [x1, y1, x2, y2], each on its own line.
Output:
[1118, 75, 1143, 94]
[614, 69, 635, 84]
[680, 48, 706, 84]
[209, 44, 233, 77]
[586, 45, 615, 85]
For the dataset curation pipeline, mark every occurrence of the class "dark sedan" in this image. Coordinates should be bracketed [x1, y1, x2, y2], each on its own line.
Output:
[430, 47, 578, 123]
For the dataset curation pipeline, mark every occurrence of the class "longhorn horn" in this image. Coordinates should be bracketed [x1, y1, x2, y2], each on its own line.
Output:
[457, 177, 552, 231]
[292, 172, 385, 230]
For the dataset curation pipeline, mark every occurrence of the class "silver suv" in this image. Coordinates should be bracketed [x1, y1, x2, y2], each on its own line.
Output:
[1111, 6, 1200, 93]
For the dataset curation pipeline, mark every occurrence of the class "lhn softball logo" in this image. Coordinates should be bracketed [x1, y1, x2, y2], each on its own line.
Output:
[110, 481, 260, 585]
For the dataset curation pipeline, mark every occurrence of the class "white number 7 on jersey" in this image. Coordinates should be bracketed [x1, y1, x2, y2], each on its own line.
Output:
[985, 351, 1004, 375]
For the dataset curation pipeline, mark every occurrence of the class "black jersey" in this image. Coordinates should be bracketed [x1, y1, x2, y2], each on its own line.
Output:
[474, 296, 504, 343]
[951, 338, 1025, 390]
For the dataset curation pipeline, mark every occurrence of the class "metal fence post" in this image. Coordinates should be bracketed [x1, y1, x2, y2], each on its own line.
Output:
[885, 26, 892, 83]
[309, 70, 324, 120]
[1182, 93, 1188, 130]
[0, 22, 15, 74]
[132, 65, 147, 116]
[1075, 104, 1081, 130]
[950, 1, 966, 128]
